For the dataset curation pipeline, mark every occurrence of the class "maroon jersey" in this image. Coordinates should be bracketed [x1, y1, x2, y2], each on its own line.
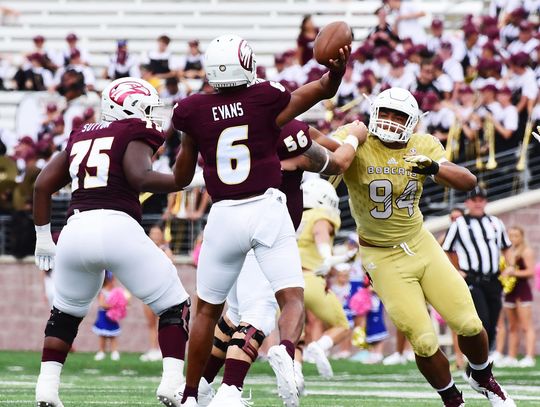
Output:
[65, 119, 164, 222]
[277, 119, 312, 229]
[172, 80, 291, 201]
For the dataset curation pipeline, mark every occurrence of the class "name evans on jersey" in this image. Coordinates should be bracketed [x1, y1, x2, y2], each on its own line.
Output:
[212, 102, 244, 121]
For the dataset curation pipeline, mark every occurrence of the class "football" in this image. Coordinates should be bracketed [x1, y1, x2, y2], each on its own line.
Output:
[313, 21, 353, 66]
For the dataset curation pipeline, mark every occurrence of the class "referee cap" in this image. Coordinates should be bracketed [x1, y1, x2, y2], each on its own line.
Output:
[467, 186, 487, 200]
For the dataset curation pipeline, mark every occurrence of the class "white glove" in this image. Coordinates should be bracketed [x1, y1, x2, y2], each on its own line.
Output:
[314, 248, 358, 277]
[533, 126, 540, 143]
[35, 223, 56, 271]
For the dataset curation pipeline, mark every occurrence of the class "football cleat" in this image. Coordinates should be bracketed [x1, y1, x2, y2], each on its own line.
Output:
[304, 342, 333, 378]
[36, 402, 64, 407]
[207, 384, 253, 407]
[157, 372, 183, 407]
[198, 377, 216, 407]
[180, 397, 199, 407]
[294, 362, 306, 397]
[467, 367, 516, 407]
[268, 345, 299, 407]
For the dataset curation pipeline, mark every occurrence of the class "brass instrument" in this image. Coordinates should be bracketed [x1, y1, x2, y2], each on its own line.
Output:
[484, 115, 497, 170]
[516, 120, 533, 171]
[445, 121, 462, 162]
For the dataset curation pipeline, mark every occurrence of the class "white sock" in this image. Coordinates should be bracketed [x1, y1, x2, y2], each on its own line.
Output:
[162, 357, 184, 383]
[317, 335, 334, 352]
[469, 359, 490, 371]
[436, 379, 454, 392]
[39, 361, 63, 378]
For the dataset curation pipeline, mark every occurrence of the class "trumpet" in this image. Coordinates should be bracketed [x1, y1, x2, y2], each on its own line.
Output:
[516, 120, 533, 171]
[484, 115, 497, 170]
[475, 132, 485, 170]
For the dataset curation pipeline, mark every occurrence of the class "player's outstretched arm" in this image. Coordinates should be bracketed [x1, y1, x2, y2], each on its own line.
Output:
[281, 121, 366, 175]
[276, 46, 350, 127]
[434, 162, 477, 191]
[33, 151, 71, 226]
[173, 133, 198, 189]
[123, 141, 180, 193]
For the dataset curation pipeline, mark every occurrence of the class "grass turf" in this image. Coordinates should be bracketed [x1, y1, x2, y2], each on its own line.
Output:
[1, 351, 539, 406]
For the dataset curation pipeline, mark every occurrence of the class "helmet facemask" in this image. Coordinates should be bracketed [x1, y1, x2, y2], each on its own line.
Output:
[369, 107, 417, 143]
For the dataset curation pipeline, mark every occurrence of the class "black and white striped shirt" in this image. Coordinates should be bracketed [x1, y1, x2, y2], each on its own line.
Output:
[442, 214, 511, 275]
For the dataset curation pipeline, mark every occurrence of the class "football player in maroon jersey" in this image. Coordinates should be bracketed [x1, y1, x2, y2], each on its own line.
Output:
[172, 34, 350, 407]
[33, 77, 190, 407]
[195, 119, 366, 406]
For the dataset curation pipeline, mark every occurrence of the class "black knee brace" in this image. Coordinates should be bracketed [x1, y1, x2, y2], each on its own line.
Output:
[229, 324, 266, 362]
[44, 307, 83, 345]
[213, 316, 236, 353]
[158, 298, 191, 335]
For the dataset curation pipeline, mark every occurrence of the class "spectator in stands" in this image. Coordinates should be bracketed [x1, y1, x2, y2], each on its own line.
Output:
[37, 103, 60, 141]
[160, 77, 191, 106]
[335, 65, 358, 108]
[426, 18, 465, 61]
[420, 91, 455, 147]
[142, 34, 179, 79]
[507, 21, 539, 56]
[55, 69, 87, 148]
[461, 25, 482, 79]
[139, 64, 162, 92]
[296, 15, 319, 66]
[384, 0, 427, 45]
[367, 6, 400, 50]
[432, 57, 453, 100]
[452, 85, 480, 163]
[410, 59, 443, 100]
[372, 47, 392, 80]
[438, 42, 465, 98]
[382, 53, 415, 90]
[491, 86, 519, 155]
[105, 39, 140, 80]
[489, 0, 520, 21]
[351, 43, 375, 83]
[31, 35, 59, 72]
[62, 33, 90, 66]
[501, 226, 536, 368]
[13, 53, 54, 91]
[180, 40, 205, 80]
[500, 7, 525, 46]
[53, 49, 96, 92]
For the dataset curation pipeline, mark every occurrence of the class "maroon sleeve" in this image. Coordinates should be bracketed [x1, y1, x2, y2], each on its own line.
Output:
[127, 119, 165, 153]
[172, 95, 196, 135]
[277, 119, 312, 160]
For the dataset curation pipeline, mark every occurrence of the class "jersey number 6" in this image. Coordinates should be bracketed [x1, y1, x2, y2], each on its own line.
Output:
[216, 125, 251, 185]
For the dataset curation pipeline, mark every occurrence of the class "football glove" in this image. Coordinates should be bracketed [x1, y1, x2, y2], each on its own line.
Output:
[403, 154, 439, 175]
[314, 248, 358, 277]
[35, 224, 56, 271]
[532, 125, 540, 143]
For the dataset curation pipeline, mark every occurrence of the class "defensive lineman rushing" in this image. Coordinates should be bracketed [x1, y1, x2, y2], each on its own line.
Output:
[33, 78, 190, 407]
[195, 119, 367, 406]
[172, 34, 350, 407]
[336, 87, 515, 407]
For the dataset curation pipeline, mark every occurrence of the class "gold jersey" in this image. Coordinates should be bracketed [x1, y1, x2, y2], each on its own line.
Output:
[297, 207, 341, 271]
[337, 132, 445, 246]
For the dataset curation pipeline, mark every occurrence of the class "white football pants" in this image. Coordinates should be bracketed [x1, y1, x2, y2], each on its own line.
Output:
[197, 188, 304, 305]
[53, 209, 189, 318]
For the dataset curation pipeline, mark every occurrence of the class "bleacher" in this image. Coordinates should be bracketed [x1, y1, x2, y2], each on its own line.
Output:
[0, 0, 484, 132]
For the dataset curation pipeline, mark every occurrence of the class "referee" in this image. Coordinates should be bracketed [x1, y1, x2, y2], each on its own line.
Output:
[442, 186, 513, 350]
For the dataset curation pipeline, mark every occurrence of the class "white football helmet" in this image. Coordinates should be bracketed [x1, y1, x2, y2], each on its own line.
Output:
[205, 34, 256, 88]
[302, 178, 340, 211]
[368, 87, 419, 143]
[101, 77, 169, 128]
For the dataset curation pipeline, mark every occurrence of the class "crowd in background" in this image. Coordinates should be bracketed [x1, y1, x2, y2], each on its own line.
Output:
[0, 0, 537, 366]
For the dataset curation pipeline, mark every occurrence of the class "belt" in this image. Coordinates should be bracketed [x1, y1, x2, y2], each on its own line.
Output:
[465, 273, 500, 284]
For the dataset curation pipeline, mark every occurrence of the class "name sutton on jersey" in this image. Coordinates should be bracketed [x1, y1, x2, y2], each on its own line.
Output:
[212, 102, 244, 121]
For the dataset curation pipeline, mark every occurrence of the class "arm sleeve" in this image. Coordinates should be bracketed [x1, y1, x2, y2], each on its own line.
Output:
[441, 221, 459, 251]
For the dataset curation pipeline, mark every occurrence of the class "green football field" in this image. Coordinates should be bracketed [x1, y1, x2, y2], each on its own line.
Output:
[1, 351, 539, 406]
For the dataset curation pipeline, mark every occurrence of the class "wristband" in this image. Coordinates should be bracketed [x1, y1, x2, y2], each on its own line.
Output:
[35, 223, 51, 235]
[343, 135, 359, 151]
